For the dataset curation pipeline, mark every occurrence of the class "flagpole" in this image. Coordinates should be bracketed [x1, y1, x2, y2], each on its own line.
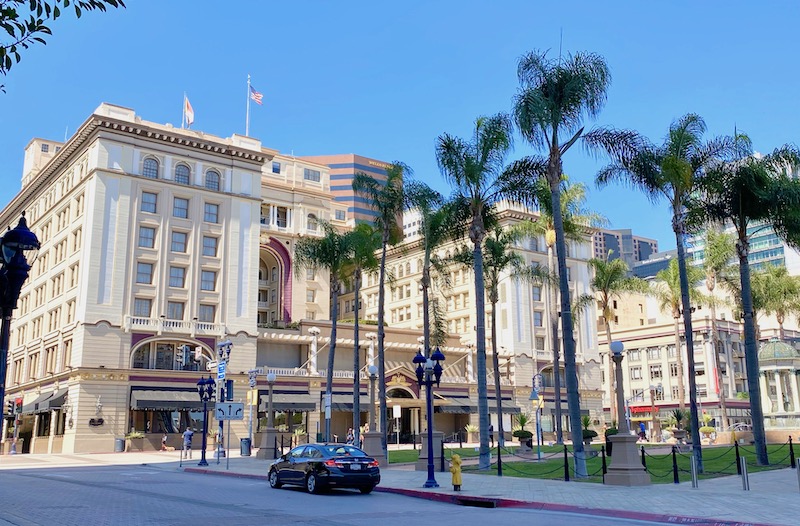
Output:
[181, 92, 186, 129]
[245, 74, 251, 136]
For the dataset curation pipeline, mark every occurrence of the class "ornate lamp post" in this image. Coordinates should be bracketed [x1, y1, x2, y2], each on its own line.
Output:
[649, 383, 663, 442]
[256, 371, 279, 459]
[0, 214, 40, 416]
[413, 346, 445, 488]
[266, 372, 276, 428]
[605, 341, 650, 486]
[196, 375, 215, 466]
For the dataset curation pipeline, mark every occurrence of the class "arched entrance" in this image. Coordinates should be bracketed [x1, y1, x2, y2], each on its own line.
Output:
[386, 388, 418, 443]
[258, 237, 292, 326]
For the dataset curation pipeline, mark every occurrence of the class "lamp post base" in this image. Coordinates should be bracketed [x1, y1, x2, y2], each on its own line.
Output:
[415, 430, 444, 473]
[605, 433, 651, 486]
[256, 428, 279, 460]
[361, 431, 387, 467]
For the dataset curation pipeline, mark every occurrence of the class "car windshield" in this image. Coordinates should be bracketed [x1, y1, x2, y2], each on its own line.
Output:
[321, 445, 368, 457]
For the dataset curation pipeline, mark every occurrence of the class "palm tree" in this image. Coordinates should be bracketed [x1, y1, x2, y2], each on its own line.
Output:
[452, 223, 549, 475]
[692, 143, 800, 465]
[756, 264, 800, 341]
[513, 49, 612, 476]
[588, 252, 649, 426]
[592, 113, 735, 472]
[294, 220, 354, 442]
[345, 223, 381, 447]
[653, 258, 706, 415]
[524, 176, 606, 444]
[436, 113, 536, 469]
[352, 162, 407, 458]
[699, 229, 736, 430]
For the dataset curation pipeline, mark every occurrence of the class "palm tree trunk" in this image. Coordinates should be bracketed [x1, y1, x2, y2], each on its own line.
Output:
[326, 281, 340, 443]
[548, 246, 563, 443]
[675, 226, 703, 473]
[709, 299, 730, 430]
[550, 183, 586, 478]
[473, 240, 491, 470]
[353, 271, 361, 447]
[491, 297, 504, 476]
[738, 238, 769, 465]
[674, 316, 686, 411]
[604, 323, 616, 425]
[377, 238, 388, 458]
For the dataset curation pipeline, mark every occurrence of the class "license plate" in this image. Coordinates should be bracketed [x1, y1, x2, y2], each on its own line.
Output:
[350, 463, 361, 470]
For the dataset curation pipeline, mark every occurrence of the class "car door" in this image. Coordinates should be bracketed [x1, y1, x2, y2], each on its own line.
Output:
[285, 446, 308, 483]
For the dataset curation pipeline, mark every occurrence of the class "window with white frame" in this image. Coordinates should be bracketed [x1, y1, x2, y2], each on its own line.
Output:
[167, 301, 184, 320]
[630, 366, 642, 380]
[198, 304, 215, 322]
[134, 298, 152, 317]
[139, 226, 156, 248]
[173, 197, 189, 218]
[141, 192, 157, 213]
[335, 210, 346, 221]
[272, 161, 281, 174]
[205, 170, 220, 191]
[204, 203, 219, 223]
[171, 231, 187, 252]
[533, 311, 544, 327]
[142, 158, 159, 178]
[169, 266, 186, 288]
[200, 270, 216, 291]
[307, 214, 318, 231]
[307, 290, 316, 303]
[202, 236, 218, 257]
[175, 164, 190, 184]
[304, 168, 321, 182]
[136, 262, 154, 284]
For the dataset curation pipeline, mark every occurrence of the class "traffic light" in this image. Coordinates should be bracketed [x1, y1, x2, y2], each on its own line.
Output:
[5, 401, 12, 416]
[14, 398, 23, 414]
[225, 379, 234, 401]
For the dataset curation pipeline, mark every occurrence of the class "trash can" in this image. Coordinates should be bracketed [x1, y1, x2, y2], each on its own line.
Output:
[240, 438, 251, 457]
[114, 438, 125, 453]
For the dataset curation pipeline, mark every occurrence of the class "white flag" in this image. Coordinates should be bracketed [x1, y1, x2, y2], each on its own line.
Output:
[184, 96, 195, 127]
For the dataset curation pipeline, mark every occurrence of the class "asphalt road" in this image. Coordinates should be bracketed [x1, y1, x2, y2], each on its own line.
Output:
[0, 464, 654, 525]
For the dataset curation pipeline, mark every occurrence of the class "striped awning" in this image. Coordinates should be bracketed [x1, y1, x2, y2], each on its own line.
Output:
[259, 393, 317, 412]
[20, 389, 67, 414]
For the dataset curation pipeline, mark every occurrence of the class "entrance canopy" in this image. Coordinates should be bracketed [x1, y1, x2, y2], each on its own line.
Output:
[130, 389, 204, 411]
[21, 389, 68, 414]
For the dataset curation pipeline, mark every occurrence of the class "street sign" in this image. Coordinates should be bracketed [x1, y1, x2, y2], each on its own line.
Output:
[217, 362, 227, 380]
[215, 402, 244, 420]
[206, 360, 218, 372]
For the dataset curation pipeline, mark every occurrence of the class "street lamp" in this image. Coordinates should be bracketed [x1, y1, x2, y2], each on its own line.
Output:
[0, 213, 40, 417]
[215, 340, 232, 463]
[266, 372, 276, 428]
[649, 383, 663, 442]
[605, 341, 650, 486]
[413, 346, 445, 488]
[196, 375, 215, 466]
[368, 365, 378, 431]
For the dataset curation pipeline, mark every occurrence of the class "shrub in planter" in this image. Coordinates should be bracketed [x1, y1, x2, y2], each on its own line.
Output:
[583, 429, 598, 441]
[512, 429, 533, 441]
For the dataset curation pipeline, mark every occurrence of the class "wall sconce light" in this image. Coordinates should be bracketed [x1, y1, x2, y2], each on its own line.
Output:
[95, 396, 103, 415]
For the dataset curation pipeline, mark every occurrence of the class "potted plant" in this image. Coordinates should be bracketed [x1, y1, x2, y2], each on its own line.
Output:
[512, 412, 534, 448]
[671, 409, 687, 442]
[125, 430, 145, 452]
[464, 424, 479, 443]
[581, 415, 598, 446]
[604, 421, 618, 457]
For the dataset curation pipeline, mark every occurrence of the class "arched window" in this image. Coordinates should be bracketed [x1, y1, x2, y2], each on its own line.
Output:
[405, 262, 411, 275]
[205, 170, 220, 191]
[416, 259, 423, 272]
[528, 237, 539, 252]
[564, 243, 571, 258]
[175, 164, 190, 185]
[307, 214, 318, 231]
[398, 264, 404, 278]
[142, 158, 159, 179]
[271, 267, 278, 282]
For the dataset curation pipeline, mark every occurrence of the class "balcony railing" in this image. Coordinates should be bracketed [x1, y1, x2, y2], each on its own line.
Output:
[123, 316, 226, 337]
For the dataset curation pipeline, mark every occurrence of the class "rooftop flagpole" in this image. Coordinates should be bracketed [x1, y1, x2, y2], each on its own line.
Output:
[245, 74, 251, 136]
[181, 92, 186, 129]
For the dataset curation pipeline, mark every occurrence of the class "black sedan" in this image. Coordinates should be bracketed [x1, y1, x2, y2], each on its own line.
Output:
[268, 443, 381, 494]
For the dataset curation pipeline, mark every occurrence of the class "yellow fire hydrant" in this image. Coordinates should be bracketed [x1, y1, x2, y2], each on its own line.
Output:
[450, 454, 462, 491]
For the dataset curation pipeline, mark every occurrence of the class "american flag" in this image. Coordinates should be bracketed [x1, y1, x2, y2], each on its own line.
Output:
[250, 85, 264, 105]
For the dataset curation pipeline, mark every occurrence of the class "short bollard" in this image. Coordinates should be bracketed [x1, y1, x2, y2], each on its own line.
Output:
[640, 445, 646, 468]
[735, 441, 742, 475]
[789, 436, 796, 469]
[273, 436, 278, 459]
[690, 456, 699, 489]
[796, 460, 800, 492]
[601, 445, 607, 483]
[740, 457, 750, 491]
[563, 445, 570, 482]
[450, 454, 462, 491]
[672, 446, 680, 484]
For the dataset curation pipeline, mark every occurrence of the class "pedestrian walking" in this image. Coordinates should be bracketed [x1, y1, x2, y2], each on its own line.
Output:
[182, 427, 194, 459]
[489, 424, 494, 447]
[161, 433, 168, 451]
[346, 428, 354, 445]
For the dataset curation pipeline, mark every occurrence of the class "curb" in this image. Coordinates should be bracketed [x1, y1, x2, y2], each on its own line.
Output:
[183, 467, 775, 526]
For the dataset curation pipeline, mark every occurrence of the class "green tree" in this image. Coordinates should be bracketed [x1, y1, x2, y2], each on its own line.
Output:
[592, 113, 735, 473]
[294, 220, 354, 442]
[352, 162, 407, 458]
[588, 252, 648, 426]
[756, 264, 800, 341]
[699, 229, 736, 430]
[692, 143, 800, 465]
[513, 49, 612, 476]
[452, 223, 548, 475]
[436, 113, 534, 469]
[344, 223, 381, 446]
[1, 0, 124, 90]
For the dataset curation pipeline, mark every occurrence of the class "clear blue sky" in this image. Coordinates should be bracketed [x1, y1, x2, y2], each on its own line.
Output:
[1, 1, 798, 250]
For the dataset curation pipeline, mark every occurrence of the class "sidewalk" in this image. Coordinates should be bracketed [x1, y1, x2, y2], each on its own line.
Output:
[1, 449, 798, 525]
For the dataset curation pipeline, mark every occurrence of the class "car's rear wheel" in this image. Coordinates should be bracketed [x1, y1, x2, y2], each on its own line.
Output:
[359, 485, 375, 494]
[268, 469, 282, 489]
[306, 473, 321, 494]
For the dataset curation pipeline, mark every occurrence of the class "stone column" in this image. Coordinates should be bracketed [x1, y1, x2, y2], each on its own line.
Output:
[774, 370, 785, 413]
[791, 370, 800, 413]
[759, 372, 771, 414]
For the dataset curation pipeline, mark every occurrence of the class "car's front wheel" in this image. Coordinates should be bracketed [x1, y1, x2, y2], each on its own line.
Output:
[306, 473, 322, 494]
[359, 485, 375, 494]
[268, 469, 282, 489]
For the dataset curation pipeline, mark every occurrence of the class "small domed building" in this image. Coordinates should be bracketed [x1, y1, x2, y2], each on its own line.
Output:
[758, 338, 800, 426]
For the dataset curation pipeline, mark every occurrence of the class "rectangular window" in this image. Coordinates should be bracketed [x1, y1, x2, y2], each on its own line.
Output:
[139, 226, 156, 248]
[134, 298, 152, 317]
[628, 350, 641, 362]
[306, 268, 315, 280]
[670, 363, 680, 377]
[535, 336, 545, 350]
[532, 286, 541, 302]
[167, 301, 184, 320]
[303, 168, 321, 182]
[202, 236, 218, 257]
[141, 192, 157, 213]
[198, 304, 215, 322]
[204, 203, 219, 223]
[647, 348, 661, 360]
[272, 161, 281, 174]
[533, 311, 543, 327]
[41, 143, 49, 153]
[171, 231, 188, 252]
[136, 262, 153, 284]
[649, 365, 663, 380]
[630, 366, 642, 380]
[173, 197, 189, 218]
[169, 266, 186, 288]
[307, 290, 316, 303]
[200, 270, 216, 291]
[335, 210, 346, 221]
